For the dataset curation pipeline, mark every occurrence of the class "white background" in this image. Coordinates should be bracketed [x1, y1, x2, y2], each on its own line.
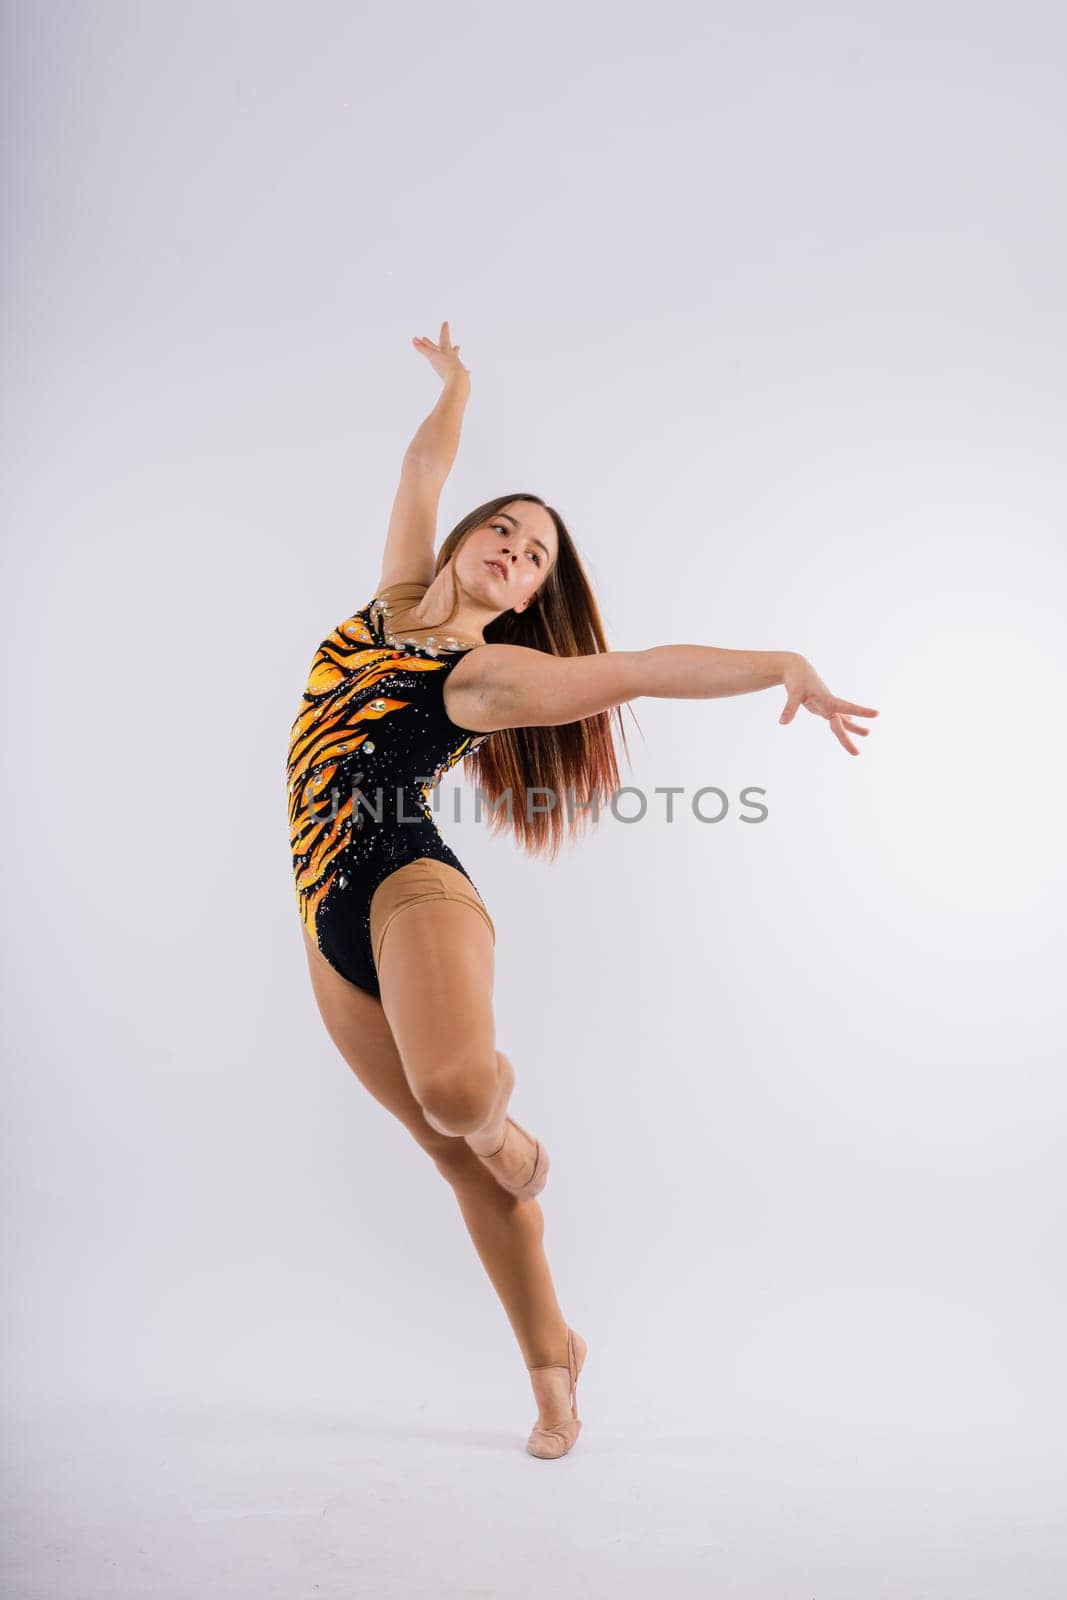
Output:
[3, 1, 1065, 1594]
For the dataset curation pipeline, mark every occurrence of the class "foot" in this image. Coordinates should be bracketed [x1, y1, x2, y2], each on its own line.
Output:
[472, 1117, 541, 1192]
[529, 1330, 587, 1431]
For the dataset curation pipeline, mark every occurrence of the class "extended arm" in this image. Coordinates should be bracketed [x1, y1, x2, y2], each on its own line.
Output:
[376, 322, 470, 592]
[466, 642, 878, 755]
[636, 643, 791, 700]
[469, 642, 791, 729]
[404, 369, 471, 478]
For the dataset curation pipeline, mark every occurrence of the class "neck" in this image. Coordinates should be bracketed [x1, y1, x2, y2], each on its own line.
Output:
[413, 573, 505, 644]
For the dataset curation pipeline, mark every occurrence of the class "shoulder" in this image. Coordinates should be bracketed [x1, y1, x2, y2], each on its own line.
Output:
[443, 643, 536, 735]
[455, 642, 643, 731]
[374, 577, 430, 604]
[444, 641, 556, 732]
[450, 641, 546, 691]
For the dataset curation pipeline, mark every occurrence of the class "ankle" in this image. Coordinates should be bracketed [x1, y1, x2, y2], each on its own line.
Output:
[527, 1329, 572, 1373]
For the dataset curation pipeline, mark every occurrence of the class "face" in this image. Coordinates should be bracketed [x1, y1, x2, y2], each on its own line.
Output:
[457, 502, 559, 616]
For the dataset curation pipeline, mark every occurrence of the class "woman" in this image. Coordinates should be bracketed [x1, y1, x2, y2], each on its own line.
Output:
[286, 322, 879, 1460]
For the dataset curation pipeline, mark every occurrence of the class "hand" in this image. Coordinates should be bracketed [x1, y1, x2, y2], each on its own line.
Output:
[412, 320, 470, 384]
[778, 654, 879, 755]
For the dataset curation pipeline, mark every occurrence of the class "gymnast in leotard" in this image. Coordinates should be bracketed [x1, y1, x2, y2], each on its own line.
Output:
[286, 321, 879, 1459]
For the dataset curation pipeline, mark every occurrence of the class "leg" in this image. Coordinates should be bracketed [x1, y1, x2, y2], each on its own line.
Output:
[299, 925, 571, 1372]
[368, 861, 544, 1195]
[369, 863, 501, 1138]
[371, 864, 547, 1190]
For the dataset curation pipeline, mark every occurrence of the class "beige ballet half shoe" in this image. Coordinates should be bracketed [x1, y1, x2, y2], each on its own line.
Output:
[526, 1327, 585, 1459]
[477, 1116, 550, 1202]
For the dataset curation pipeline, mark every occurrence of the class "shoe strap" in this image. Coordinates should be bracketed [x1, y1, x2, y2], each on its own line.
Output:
[529, 1327, 580, 1418]
[483, 1131, 508, 1159]
[567, 1328, 577, 1416]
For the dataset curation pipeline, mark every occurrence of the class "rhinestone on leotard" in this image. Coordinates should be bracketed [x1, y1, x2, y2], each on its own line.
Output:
[363, 740, 375, 753]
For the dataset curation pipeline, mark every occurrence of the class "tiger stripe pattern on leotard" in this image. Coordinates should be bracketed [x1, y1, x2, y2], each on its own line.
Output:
[285, 593, 488, 963]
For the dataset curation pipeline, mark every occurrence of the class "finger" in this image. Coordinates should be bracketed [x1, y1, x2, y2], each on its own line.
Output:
[779, 693, 800, 725]
[830, 714, 859, 755]
[834, 701, 879, 717]
[841, 719, 869, 735]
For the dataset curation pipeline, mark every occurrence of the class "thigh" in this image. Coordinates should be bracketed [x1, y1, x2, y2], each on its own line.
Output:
[300, 924, 450, 1150]
[369, 859, 496, 1095]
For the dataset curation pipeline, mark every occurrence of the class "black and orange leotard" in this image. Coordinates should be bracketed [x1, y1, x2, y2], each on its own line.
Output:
[286, 580, 495, 995]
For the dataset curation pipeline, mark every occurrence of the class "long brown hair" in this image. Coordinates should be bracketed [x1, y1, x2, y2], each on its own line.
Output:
[430, 493, 639, 860]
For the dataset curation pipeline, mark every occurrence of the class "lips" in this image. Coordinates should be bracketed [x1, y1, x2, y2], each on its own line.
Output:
[485, 559, 507, 582]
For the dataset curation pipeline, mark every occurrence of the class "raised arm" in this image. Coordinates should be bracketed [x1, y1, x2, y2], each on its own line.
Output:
[376, 321, 471, 592]
[464, 642, 878, 756]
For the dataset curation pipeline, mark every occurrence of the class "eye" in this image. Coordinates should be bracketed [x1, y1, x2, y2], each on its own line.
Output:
[491, 522, 542, 566]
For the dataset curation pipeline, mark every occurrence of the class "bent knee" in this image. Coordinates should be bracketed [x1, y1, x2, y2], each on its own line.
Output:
[417, 1054, 498, 1136]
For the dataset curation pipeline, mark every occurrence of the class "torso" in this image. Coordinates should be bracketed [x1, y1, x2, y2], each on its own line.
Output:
[285, 580, 498, 995]
[382, 594, 495, 734]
